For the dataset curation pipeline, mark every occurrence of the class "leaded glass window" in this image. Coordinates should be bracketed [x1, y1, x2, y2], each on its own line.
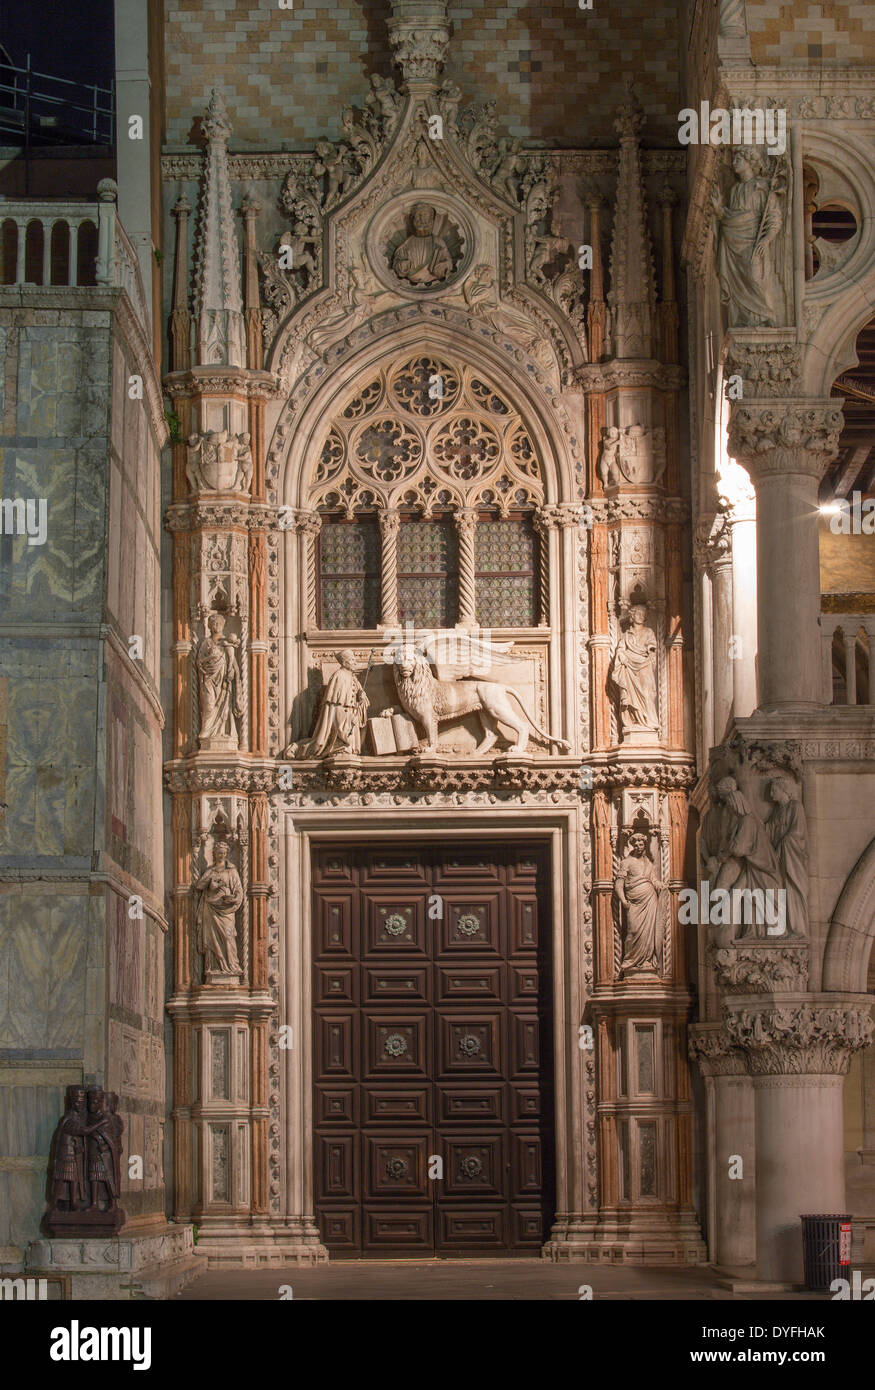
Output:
[318, 516, 381, 630]
[397, 516, 457, 628]
[474, 515, 539, 627]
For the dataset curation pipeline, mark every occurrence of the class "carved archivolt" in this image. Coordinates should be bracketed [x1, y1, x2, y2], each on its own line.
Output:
[309, 353, 544, 516]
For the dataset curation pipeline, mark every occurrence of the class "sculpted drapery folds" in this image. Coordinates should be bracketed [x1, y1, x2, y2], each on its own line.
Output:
[307, 651, 370, 757]
[391, 203, 453, 286]
[711, 145, 788, 328]
[197, 612, 243, 745]
[610, 603, 659, 734]
[709, 776, 782, 940]
[193, 839, 244, 976]
[614, 831, 666, 975]
[767, 775, 809, 938]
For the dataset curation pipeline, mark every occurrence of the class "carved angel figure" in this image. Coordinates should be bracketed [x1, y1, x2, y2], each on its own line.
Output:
[711, 146, 788, 328]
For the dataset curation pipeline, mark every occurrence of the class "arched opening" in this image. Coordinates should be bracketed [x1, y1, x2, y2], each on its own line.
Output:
[77, 219, 98, 286]
[24, 218, 44, 284]
[0, 219, 17, 284]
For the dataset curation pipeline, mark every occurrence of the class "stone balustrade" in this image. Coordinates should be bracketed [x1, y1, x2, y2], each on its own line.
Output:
[0, 178, 148, 332]
[821, 612, 875, 705]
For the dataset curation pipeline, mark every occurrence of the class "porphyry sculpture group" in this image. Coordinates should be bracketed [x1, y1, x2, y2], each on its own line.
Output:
[45, 1085, 125, 1235]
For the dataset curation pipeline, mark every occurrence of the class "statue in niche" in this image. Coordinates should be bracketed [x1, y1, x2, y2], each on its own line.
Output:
[193, 838, 243, 977]
[197, 612, 243, 746]
[307, 651, 370, 757]
[709, 775, 783, 940]
[45, 1085, 126, 1233]
[391, 204, 454, 287]
[610, 603, 659, 736]
[615, 831, 667, 976]
[711, 145, 788, 328]
[767, 775, 809, 938]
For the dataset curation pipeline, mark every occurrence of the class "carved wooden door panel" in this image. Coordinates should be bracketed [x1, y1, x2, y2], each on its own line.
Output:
[312, 842, 553, 1256]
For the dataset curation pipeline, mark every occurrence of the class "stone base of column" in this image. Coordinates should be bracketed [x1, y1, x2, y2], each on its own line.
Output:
[192, 1216, 328, 1267]
[544, 1209, 706, 1264]
[24, 1222, 202, 1299]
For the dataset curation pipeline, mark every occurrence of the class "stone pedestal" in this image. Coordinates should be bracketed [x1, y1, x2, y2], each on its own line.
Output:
[25, 1224, 201, 1300]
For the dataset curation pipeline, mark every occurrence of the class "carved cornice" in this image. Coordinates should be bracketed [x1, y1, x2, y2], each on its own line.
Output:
[277, 756, 584, 796]
[165, 761, 279, 794]
[727, 400, 844, 479]
[589, 495, 689, 524]
[576, 361, 686, 393]
[724, 1000, 874, 1075]
[709, 944, 810, 994]
[162, 149, 686, 184]
[163, 368, 281, 400]
[165, 501, 279, 533]
[591, 760, 697, 792]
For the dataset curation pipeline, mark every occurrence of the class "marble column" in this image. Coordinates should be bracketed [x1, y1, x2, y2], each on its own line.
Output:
[728, 400, 843, 708]
[726, 998, 874, 1282]
[689, 1026, 756, 1270]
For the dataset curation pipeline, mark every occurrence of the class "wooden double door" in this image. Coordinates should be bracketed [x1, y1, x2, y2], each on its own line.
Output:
[312, 841, 555, 1255]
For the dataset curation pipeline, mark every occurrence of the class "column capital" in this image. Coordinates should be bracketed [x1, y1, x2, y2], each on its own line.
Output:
[727, 398, 843, 481]
[694, 512, 731, 569]
[293, 508, 322, 538]
[724, 997, 873, 1076]
[378, 507, 402, 536]
[453, 506, 479, 532]
[688, 1024, 748, 1077]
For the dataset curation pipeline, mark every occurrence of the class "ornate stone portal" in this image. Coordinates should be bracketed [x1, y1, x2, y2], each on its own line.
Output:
[163, 26, 700, 1266]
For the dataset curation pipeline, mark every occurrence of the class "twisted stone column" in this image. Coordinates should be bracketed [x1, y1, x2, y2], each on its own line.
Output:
[728, 399, 842, 708]
[454, 507, 478, 628]
[379, 508, 400, 628]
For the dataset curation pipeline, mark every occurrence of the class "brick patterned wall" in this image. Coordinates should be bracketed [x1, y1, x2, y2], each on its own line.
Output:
[163, 1, 684, 150]
[746, 1, 875, 65]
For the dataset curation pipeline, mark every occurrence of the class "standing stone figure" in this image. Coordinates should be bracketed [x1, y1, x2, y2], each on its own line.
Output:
[391, 204, 453, 286]
[48, 1084, 89, 1216]
[767, 775, 809, 937]
[193, 839, 244, 976]
[307, 651, 370, 757]
[711, 775, 782, 939]
[615, 831, 666, 975]
[711, 145, 786, 328]
[46, 1084, 126, 1233]
[197, 612, 242, 745]
[610, 603, 659, 735]
[86, 1088, 119, 1213]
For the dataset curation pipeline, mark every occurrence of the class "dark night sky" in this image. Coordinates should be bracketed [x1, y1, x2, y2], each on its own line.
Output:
[0, 0, 114, 87]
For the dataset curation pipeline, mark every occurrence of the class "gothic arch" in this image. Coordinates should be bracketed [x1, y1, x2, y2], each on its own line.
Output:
[273, 321, 578, 511]
[822, 836, 875, 992]
[801, 128, 875, 397]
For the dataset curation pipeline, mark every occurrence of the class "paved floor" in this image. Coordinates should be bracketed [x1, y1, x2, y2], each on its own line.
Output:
[177, 1259, 829, 1301]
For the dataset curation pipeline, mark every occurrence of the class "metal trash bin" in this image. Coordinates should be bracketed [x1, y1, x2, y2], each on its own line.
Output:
[800, 1213, 852, 1291]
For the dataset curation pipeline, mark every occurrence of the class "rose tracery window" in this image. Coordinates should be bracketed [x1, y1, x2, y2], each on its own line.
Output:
[310, 355, 548, 632]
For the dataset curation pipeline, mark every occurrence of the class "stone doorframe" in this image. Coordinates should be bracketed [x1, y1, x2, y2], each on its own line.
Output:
[277, 804, 586, 1256]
